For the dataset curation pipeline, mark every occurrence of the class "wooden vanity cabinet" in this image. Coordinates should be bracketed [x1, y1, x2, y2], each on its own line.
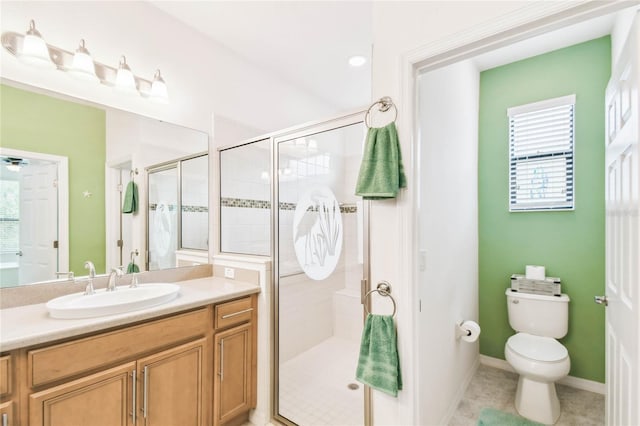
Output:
[0, 355, 16, 426]
[28, 362, 135, 426]
[136, 338, 206, 426]
[213, 296, 257, 426]
[24, 307, 212, 426]
[2, 293, 257, 426]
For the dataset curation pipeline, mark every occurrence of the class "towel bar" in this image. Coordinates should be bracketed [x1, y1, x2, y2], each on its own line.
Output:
[364, 96, 398, 128]
[364, 281, 397, 317]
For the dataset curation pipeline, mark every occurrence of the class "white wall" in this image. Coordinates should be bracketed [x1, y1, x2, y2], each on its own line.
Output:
[0, 1, 334, 134]
[417, 60, 479, 425]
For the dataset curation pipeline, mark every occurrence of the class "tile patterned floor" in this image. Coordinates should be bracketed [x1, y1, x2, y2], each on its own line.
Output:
[449, 364, 605, 426]
[278, 336, 364, 426]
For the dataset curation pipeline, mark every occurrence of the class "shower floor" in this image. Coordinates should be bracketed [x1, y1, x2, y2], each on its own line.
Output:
[279, 336, 364, 426]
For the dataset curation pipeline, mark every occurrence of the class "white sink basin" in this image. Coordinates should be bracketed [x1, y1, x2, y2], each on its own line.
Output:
[46, 283, 181, 319]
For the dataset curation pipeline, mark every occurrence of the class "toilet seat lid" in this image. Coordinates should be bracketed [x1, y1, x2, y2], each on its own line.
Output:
[507, 333, 568, 362]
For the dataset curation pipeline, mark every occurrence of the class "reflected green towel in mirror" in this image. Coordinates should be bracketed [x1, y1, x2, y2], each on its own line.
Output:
[122, 181, 138, 214]
[355, 122, 407, 200]
[126, 262, 139, 274]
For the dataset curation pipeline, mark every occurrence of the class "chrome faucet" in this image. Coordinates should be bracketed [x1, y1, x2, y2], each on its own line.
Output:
[106, 267, 124, 291]
[83, 261, 96, 295]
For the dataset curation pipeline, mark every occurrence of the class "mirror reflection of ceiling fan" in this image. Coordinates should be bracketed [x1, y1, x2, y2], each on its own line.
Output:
[1, 157, 29, 172]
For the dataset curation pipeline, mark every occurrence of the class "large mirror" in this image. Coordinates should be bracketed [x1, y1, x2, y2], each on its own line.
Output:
[0, 81, 209, 288]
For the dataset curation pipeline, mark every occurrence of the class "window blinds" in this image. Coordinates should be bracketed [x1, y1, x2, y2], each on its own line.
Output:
[508, 95, 575, 211]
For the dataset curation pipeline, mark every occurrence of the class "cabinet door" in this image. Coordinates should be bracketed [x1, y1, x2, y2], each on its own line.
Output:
[137, 338, 205, 426]
[28, 362, 135, 426]
[0, 401, 14, 426]
[214, 323, 252, 425]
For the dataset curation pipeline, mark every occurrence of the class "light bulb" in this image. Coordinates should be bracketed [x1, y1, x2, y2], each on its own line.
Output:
[149, 69, 169, 103]
[68, 39, 99, 83]
[20, 20, 55, 69]
[115, 55, 138, 95]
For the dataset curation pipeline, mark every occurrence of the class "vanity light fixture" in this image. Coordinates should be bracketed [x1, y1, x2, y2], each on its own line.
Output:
[1, 19, 169, 103]
[68, 39, 99, 83]
[20, 20, 55, 68]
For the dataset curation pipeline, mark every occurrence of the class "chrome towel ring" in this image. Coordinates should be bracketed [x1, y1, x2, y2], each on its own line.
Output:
[364, 280, 397, 317]
[364, 96, 398, 129]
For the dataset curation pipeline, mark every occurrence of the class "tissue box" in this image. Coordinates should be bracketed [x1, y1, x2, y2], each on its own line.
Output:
[525, 265, 546, 280]
[511, 274, 561, 296]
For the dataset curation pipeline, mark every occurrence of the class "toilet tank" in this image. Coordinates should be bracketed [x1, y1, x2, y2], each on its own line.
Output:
[505, 289, 570, 338]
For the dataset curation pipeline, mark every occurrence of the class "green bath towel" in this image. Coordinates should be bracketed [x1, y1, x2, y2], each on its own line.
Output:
[355, 122, 407, 200]
[122, 181, 138, 214]
[356, 314, 402, 397]
[126, 262, 139, 274]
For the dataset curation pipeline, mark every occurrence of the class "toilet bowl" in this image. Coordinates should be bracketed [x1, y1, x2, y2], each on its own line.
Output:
[504, 289, 571, 425]
[505, 333, 570, 424]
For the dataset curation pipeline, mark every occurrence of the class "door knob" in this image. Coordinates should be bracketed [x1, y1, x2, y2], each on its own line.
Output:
[594, 295, 608, 306]
[16, 250, 23, 256]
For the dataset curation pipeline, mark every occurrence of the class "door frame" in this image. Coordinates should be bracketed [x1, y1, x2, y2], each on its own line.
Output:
[0, 147, 69, 275]
[399, 1, 638, 424]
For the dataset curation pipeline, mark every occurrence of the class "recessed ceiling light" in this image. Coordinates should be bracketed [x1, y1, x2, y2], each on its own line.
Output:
[348, 55, 367, 67]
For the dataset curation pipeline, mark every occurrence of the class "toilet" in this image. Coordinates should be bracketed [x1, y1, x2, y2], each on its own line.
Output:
[505, 289, 571, 425]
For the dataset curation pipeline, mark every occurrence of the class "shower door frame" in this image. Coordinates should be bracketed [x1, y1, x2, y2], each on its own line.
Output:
[271, 111, 373, 426]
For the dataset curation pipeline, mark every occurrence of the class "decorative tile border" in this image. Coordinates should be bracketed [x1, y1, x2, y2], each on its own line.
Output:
[149, 203, 208, 213]
[221, 197, 357, 213]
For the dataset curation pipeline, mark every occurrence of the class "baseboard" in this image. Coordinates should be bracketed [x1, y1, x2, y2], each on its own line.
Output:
[439, 357, 480, 425]
[479, 355, 606, 395]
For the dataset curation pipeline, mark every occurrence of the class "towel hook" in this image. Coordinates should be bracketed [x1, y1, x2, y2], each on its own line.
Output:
[130, 249, 139, 263]
[365, 96, 398, 129]
[364, 280, 397, 317]
[130, 168, 139, 179]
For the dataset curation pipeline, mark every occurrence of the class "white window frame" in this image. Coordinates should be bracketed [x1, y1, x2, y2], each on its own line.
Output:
[508, 94, 576, 212]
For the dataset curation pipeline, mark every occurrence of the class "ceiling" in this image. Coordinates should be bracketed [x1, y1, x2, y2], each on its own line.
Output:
[150, 1, 373, 113]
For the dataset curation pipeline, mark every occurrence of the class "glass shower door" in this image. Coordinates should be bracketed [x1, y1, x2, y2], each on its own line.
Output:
[275, 120, 368, 426]
[147, 166, 179, 270]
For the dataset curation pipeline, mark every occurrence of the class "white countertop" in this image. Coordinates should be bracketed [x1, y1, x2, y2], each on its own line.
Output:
[0, 276, 260, 351]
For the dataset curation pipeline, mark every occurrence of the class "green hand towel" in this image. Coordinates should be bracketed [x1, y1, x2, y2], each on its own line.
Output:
[122, 181, 138, 214]
[355, 122, 407, 200]
[126, 262, 139, 274]
[356, 313, 402, 397]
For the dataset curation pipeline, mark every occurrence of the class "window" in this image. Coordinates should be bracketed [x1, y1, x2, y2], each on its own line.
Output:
[0, 179, 20, 253]
[508, 94, 575, 211]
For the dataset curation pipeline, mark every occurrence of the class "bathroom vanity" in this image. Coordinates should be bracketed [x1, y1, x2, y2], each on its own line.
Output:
[0, 276, 259, 426]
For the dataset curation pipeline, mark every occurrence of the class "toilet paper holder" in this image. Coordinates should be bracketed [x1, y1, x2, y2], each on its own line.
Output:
[455, 320, 481, 342]
[456, 321, 472, 339]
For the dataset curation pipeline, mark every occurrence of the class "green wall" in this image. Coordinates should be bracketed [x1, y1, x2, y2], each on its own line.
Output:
[0, 84, 106, 276]
[478, 37, 610, 382]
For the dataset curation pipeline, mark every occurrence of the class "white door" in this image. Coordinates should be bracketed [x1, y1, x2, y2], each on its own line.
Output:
[19, 163, 58, 284]
[603, 16, 640, 426]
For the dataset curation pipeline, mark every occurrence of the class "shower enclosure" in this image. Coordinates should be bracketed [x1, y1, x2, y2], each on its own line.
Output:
[219, 113, 371, 425]
[147, 152, 208, 270]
